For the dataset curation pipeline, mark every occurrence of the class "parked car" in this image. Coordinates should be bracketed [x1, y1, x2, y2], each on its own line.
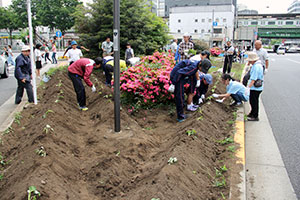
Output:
[277, 47, 286, 55]
[0, 51, 9, 78]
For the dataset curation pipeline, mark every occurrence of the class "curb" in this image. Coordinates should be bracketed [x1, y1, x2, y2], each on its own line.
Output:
[0, 61, 68, 133]
[229, 64, 248, 200]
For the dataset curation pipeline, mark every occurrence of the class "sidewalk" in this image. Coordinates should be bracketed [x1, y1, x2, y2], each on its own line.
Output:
[245, 100, 297, 200]
[0, 61, 68, 132]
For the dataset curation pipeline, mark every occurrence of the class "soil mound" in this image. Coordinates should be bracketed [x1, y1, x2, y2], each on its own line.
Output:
[0, 69, 235, 200]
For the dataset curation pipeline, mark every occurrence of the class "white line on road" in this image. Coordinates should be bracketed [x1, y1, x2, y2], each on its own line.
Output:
[287, 59, 300, 64]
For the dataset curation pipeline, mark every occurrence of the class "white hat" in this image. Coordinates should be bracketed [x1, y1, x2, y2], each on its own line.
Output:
[246, 52, 259, 62]
[21, 45, 30, 51]
[183, 32, 190, 37]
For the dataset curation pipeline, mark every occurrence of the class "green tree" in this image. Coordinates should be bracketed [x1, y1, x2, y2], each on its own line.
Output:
[74, 0, 170, 58]
[0, 7, 21, 45]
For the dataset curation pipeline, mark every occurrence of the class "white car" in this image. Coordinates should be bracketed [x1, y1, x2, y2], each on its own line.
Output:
[0, 52, 9, 78]
[277, 47, 286, 55]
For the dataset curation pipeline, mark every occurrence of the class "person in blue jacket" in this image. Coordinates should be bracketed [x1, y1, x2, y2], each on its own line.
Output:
[14, 45, 34, 104]
[170, 59, 211, 122]
[212, 74, 249, 106]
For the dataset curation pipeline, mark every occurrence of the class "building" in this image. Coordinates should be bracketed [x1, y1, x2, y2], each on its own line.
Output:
[236, 13, 300, 48]
[165, 0, 236, 17]
[288, 0, 300, 13]
[0, 0, 2, 7]
[169, 4, 235, 47]
[157, 0, 165, 17]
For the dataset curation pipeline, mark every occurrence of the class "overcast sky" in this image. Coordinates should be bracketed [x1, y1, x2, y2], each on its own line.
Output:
[2, 0, 295, 14]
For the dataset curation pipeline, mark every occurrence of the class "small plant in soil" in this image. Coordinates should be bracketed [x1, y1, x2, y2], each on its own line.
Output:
[115, 150, 120, 157]
[42, 110, 54, 119]
[206, 96, 213, 101]
[14, 112, 22, 125]
[55, 99, 59, 103]
[220, 165, 228, 172]
[227, 145, 236, 152]
[186, 129, 196, 136]
[0, 173, 3, 181]
[227, 120, 234, 125]
[168, 157, 178, 165]
[220, 192, 226, 199]
[145, 127, 152, 130]
[244, 114, 248, 121]
[35, 146, 47, 157]
[43, 125, 54, 134]
[197, 116, 204, 121]
[233, 112, 237, 120]
[56, 80, 62, 87]
[0, 153, 6, 166]
[27, 186, 41, 200]
[3, 127, 13, 135]
[214, 176, 226, 188]
[217, 137, 234, 145]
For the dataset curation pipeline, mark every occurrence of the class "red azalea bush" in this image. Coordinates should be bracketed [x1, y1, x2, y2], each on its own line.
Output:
[210, 47, 222, 56]
[120, 51, 176, 108]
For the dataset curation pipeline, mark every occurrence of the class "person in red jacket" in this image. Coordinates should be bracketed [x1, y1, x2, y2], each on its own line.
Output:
[68, 57, 102, 111]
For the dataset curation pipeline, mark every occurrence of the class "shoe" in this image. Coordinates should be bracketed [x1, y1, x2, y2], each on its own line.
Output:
[79, 106, 88, 111]
[247, 117, 259, 121]
[187, 104, 198, 112]
[230, 101, 242, 107]
[247, 113, 253, 118]
[177, 114, 189, 122]
[198, 98, 203, 104]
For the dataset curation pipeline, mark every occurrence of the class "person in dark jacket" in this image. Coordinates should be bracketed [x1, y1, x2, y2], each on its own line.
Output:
[68, 57, 102, 111]
[170, 60, 207, 122]
[14, 45, 34, 104]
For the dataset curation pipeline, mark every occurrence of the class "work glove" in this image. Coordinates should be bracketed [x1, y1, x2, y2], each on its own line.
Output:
[264, 68, 268, 75]
[196, 80, 201, 88]
[168, 84, 175, 93]
[216, 98, 224, 103]
[212, 93, 219, 98]
[201, 94, 205, 100]
[198, 98, 203, 105]
[91, 85, 96, 93]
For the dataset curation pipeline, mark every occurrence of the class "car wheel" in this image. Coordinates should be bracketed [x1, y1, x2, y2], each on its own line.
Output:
[1, 62, 9, 78]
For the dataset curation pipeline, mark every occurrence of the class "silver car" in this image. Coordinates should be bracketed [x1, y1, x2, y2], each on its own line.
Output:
[0, 51, 9, 78]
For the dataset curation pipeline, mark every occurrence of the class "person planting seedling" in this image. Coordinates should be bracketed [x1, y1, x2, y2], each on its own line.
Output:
[169, 59, 212, 122]
[68, 57, 102, 111]
[193, 73, 213, 105]
[212, 74, 249, 107]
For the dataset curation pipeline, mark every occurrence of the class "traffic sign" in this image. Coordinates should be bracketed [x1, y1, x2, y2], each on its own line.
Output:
[56, 31, 62, 37]
[213, 22, 218, 26]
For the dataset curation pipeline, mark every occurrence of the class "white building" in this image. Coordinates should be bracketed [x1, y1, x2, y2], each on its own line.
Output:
[169, 4, 235, 47]
[288, 0, 300, 13]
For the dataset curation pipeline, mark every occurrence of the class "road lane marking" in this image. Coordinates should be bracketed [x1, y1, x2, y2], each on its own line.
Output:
[287, 59, 300, 64]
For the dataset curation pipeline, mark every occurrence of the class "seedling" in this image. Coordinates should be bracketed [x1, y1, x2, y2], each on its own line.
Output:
[56, 80, 62, 87]
[220, 165, 228, 172]
[115, 150, 120, 157]
[0, 173, 3, 181]
[3, 127, 13, 135]
[104, 95, 109, 99]
[233, 112, 237, 120]
[227, 120, 234, 125]
[217, 137, 234, 145]
[220, 192, 226, 199]
[227, 145, 236, 152]
[27, 186, 41, 200]
[215, 168, 223, 178]
[55, 99, 59, 103]
[197, 116, 204, 121]
[168, 157, 178, 165]
[207, 96, 213, 101]
[186, 129, 196, 136]
[192, 170, 197, 174]
[58, 95, 64, 99]
[198, 108, 203, 114]
[59, 90, 64, 94]
[35, 146, 47, 157]
[145, 127, 152, 130]
[42, 110, 54, 119]
[0, 154, 6, 166]
[14, 112, 22, 125]
[43, 125, 54, 134]
[214, 176, 226, 188]
[244, 114, 248, 121]
[98, 91, 102, 95]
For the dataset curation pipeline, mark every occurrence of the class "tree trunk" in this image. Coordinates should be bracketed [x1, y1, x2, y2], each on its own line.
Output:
[9, 30, 13, 46]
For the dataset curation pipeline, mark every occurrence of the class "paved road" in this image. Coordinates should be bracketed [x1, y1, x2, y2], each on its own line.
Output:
[262, 53, 300, 199]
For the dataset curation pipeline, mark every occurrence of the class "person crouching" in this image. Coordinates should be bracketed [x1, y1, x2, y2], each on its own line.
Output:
[193, 73, 213, 105]
[68, 57, 102, 111]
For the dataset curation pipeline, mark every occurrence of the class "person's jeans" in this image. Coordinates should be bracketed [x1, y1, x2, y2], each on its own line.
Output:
[249, 90, 262, 118]
[231, 92, 247, 103]
[68, 72, 86, 107]
[52, 52, 57, 64]
[15, 80, 34, 104]
[223, 55, 233, 74]
[45, 53, 51, 62]
[7, 55, 15, 66]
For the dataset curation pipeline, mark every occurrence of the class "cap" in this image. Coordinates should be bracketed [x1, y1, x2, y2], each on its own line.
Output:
[21, 45, 30, 51]
[203, 74, 213, 85]
[200, 59, 212, 73]
[183, 32, 190, 37]
[71, 41, 78, 46]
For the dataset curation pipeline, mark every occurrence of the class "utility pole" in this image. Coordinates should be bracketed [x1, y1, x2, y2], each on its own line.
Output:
[27, 0, 37, 105]
[113, 0, 121, 132]
[211, 8, 214, 48]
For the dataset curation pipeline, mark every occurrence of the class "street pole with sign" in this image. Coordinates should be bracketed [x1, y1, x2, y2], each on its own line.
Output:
[27, 0, 37, 105]
[113, 0, 121, 132]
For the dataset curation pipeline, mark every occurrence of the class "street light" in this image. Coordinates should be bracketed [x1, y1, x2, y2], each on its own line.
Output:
[113, 0, 121, 132]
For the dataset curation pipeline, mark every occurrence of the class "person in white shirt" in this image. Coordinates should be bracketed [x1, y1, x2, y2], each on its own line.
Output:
[170, 39, 178, 54]
[253, 40, 269, 74]
[34, 44, 44, 78]
[66, 41, 83, 65]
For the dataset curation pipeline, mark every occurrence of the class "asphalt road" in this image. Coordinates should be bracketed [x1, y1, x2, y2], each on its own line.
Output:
[262, 53, 300, 199]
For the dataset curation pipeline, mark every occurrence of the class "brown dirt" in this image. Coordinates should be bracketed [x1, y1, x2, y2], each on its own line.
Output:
[0, 69, 237, 200]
